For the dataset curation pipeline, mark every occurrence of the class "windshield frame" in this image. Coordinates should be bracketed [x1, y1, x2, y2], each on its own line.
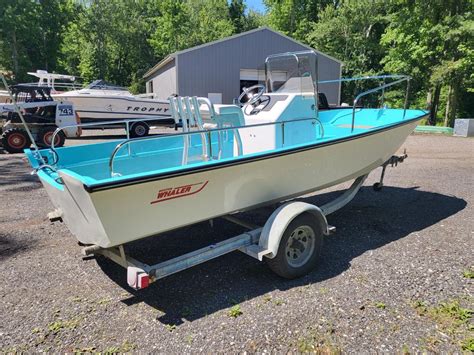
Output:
[264, 50, 319, 118]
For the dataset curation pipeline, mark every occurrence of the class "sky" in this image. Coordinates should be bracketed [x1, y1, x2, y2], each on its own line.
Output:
[245, 0, 266, 13]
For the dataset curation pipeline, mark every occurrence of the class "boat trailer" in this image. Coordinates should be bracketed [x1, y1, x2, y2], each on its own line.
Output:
[78, 155, 407, 290]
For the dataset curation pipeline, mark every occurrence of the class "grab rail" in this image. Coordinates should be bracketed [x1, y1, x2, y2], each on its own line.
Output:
[352, 77, 410, 132]
[318, 74, 411, 132]
[109, 117, 324, 177]
[318, 74, 408, 84]
[49, 115, 171, 165]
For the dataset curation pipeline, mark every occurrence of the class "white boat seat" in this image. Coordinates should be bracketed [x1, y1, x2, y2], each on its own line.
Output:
[200, 103, 245, 127]
[214, 104, 242, 116]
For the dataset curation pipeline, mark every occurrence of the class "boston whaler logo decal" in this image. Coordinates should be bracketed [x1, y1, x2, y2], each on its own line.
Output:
[150, 181, 208, 204]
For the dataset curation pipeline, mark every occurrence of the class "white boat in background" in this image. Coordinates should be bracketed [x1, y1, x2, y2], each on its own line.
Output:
[17, 71, 172, 136]
[53, 80, 172, 126]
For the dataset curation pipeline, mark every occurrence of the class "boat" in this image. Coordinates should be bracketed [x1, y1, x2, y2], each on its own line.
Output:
[53, 79, 172, 128]
[20, 51, 427, 286]
[24, 50, 427, 248]
[21, 70, 173, 136]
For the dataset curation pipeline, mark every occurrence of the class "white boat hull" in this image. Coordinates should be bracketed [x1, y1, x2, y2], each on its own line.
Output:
[44, 119, 419, 248]
[52, 94, 172, 123]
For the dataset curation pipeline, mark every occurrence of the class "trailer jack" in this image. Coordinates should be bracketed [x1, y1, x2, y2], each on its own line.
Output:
[373, 150, 408, 191]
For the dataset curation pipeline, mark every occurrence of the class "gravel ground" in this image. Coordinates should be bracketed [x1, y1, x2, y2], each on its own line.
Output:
[0, 133, 473, 353]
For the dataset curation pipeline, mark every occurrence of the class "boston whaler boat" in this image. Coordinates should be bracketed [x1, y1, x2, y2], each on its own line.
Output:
[21, 51, 427, 289]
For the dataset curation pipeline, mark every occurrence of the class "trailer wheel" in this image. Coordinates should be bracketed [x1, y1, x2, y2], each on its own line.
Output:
[1, 128, 31, 153]
[38, 127, 65, 148]
[129, 122, 149, 138]
[266, 213, 323, 279]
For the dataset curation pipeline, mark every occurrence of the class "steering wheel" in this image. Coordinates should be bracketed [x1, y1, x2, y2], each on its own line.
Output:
[238, 84, 266, 107]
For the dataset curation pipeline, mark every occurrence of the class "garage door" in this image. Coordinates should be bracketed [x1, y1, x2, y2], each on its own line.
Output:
[240, 69, 287, 93]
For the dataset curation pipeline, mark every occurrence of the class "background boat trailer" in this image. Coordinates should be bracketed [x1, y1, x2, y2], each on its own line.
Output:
[82, 155, 407, 290]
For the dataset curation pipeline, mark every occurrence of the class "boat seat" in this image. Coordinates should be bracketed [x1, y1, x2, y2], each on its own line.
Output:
[214, 104, 243, 116]
[200, 103, 245, 128]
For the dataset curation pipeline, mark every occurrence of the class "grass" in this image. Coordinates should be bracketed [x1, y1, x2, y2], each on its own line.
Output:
[97, 298, 112, 305]
[431, 301, 472, 325]
[47, 318, 81, 334]
[295, 331, 340, 354]
[413, 299, 472, 326]
[319, 287, 329, 294]
[97, 341, 136, 354]
[273, 299, 284, 306]
[461, 337, 474, 352]
[463, 268, 474, 279]
[165, 324, 177, 332]
[401, 344, 410, 354]
[228, 305, 243, 318]
[263, 294, 272, 303]
[413, 299, 473, 351]
[375, 302, 386, 310]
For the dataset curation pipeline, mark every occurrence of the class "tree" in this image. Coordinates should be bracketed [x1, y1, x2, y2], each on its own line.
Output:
[264, 0, 334, 40]
[148, 0, 190, 58]
[186, 0, 234, 46]
[381, 0, 473, 125]
[0, 0, 41, 81]
[0, 0, 76, 82]
[149, 0, 234, 57]
[229, 0, 246, 33]
[60, 0, 157, 89]
[306, 1, 389, 104]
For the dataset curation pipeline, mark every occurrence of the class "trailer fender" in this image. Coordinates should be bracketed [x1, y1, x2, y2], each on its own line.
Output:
[258, 202, 329, 260]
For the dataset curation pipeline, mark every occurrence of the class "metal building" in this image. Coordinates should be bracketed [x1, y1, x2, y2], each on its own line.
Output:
[143, 27, 342, 105]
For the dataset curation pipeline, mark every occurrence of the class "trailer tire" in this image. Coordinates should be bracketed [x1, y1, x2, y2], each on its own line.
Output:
[129, 122, 149, 138]
[1, 128, 31, 153]
[38, 127, 65, 148]
[266, 213, 323, 279]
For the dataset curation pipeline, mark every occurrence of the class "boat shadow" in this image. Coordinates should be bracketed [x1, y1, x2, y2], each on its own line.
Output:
[96, 185, 466, 325]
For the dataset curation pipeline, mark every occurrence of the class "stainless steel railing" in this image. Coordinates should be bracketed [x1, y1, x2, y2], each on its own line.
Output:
[108, 116, 324, 177]
[318, 74, 411, 132]
[49, 115, 172, 166]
